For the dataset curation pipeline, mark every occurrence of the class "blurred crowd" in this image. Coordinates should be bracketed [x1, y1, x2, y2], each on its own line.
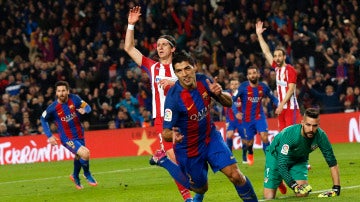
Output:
[1, 0, 360, 137]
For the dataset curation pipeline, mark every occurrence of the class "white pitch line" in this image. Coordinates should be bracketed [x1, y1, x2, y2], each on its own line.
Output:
[0, 166, 156, 185]
[258, 185, 360, 201]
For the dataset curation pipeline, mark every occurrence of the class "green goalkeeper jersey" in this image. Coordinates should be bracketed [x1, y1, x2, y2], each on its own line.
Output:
[267, 124, 337, 186]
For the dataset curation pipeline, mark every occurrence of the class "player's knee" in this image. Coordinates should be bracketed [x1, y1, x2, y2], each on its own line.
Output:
[78, 147, 90, 160]
[191, 184, 208, 194]
[263, 189, 276, 199]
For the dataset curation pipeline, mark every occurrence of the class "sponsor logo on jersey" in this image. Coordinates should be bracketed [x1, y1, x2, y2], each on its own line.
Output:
[189, 106, 210, 121]
[155, 76, 178, 83]
[60, 112, 77, 122]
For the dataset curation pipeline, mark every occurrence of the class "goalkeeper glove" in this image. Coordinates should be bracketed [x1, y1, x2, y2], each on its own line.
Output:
[317, 185, 340, 197]
[290, 182, 312, 195]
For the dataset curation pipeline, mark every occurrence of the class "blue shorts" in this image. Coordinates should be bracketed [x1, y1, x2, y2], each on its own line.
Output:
[176, 131, 237, 189]
[62, 138, 85, 154]
[227, 120, 245, 138]
[242, 119, 268, 140]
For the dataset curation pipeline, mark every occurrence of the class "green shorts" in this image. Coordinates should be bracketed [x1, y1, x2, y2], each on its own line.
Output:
[264, 152, 308, 189]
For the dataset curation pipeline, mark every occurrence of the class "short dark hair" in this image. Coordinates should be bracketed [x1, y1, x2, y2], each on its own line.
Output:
[274, 47, 286, 56]
[304, 108, 320, 119]
[247, 66, 259, 73]
[158, 35, 176, 48]
[55, 81, 70, 90]
[172, 51, 195, 70]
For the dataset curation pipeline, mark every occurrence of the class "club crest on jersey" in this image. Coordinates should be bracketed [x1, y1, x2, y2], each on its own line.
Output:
[311, 144, 319, 151]
[281, 144, 289, 155]
[202, 92, 209, 100]
[164, 108, 172, 121]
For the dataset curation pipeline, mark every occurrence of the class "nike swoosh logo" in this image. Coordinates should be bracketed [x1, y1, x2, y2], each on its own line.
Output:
[187, 103, 194, 110]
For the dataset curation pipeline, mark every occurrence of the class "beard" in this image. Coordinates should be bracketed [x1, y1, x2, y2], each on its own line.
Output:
[58, 96, 67, 103]
[302, 127, 315, 138]
[249, 78, 258, 85]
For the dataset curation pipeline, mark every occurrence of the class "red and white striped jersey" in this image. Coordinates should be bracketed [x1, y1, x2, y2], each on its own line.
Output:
[272, 61, 299, 109]
[142, 56, 178, 119]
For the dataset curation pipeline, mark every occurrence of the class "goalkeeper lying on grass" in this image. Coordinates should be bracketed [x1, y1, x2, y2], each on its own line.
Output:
[263, 108, 340, 199]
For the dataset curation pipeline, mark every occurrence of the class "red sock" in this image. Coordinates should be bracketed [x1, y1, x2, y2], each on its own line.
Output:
[174, 180, 192, 200]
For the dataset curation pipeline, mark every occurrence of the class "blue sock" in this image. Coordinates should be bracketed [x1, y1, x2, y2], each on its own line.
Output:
[262, 142, 270, 153]
[80, 158, 90, 175]
[193, 193, 204, 202]
[242, 144, 247, 162]
[235, 176, 258, 201]
[73, 158, 81, 176]
[226, 137, 233, 152]
[158, 157, 191, 189]
[248, 145, 253, 155]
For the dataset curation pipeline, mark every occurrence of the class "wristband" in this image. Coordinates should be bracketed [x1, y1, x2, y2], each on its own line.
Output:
[290, 181, 297, 190]
[128, 24, 135, 30]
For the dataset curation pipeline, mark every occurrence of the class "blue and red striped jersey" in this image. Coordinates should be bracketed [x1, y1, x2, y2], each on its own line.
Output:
[233, 81, 278, 122]
[163, 74, 218, 158]
[223, 89, 242, 123]
[41, 94, 89, 142]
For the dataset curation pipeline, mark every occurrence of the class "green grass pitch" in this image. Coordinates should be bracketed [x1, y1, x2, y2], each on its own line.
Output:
[0, 143, 359, 201]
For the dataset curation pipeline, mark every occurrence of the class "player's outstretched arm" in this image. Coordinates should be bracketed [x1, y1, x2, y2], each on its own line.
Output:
[124, 6, 143, 66]
[318, 164, 341, 197]
[255, 21, 273, 65]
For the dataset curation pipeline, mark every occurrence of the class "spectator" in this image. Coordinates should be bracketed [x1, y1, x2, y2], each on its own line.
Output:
[307, 79, 345, 114]
[354, 86, 360, 111]
[121, 69, 139, 97]
[343, 86, 355, 113]
[5, 113, 21, 136]
[0, 50, 12, 73]
[114, 109, 136, 129]
[0, 122, 9, 137]
[115, 91, 141, 126]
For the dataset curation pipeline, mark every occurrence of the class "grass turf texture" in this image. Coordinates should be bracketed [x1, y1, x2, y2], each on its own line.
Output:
[0, 143, 359, 201]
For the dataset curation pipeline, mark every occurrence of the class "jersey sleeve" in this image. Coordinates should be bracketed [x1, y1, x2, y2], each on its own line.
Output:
[40, 106, 53, 138]
[287, 65, 297, 84]
[72, 94, 92, 113]
[317, 129, 338, 167]
[163, 88, 179, 130]
[276, 131, 297, 186]
[141, 56, 155, 72]
[200, 74, 221, 102]
[263, 83, 279, 106]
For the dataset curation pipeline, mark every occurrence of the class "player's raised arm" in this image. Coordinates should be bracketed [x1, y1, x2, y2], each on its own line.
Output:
[124, 6, 143, 66]
[256, 21, 273, 65]
[206, 78, 232, 107]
